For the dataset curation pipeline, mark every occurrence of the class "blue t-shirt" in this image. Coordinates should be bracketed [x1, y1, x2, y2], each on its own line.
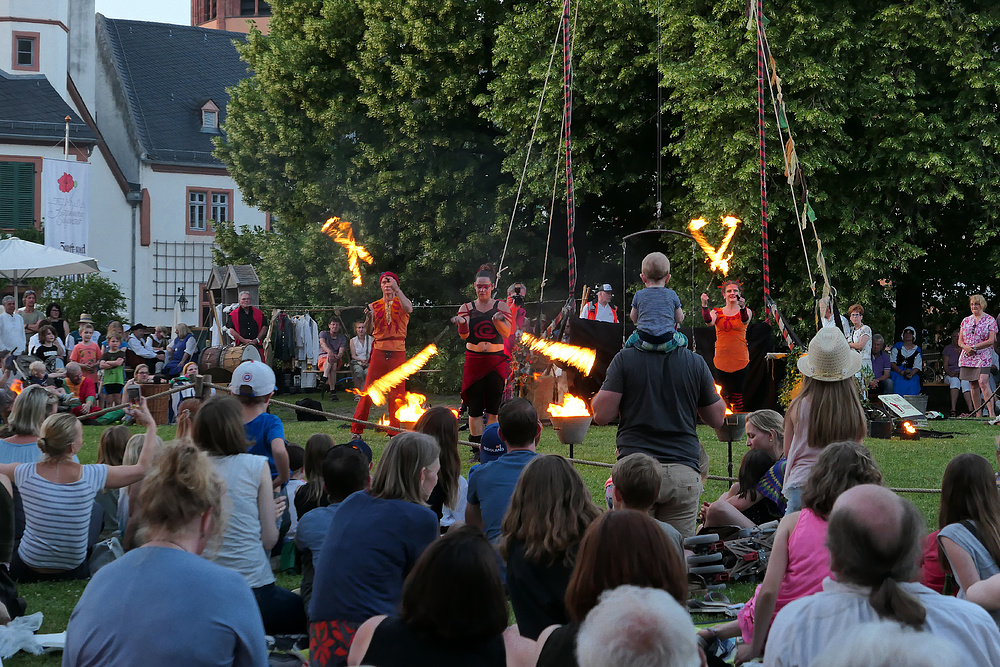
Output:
[244, 412, 284, 478]
[309, 490, 438, 624]
[467, 449, 538, 545]
[295, 503, 342, 556]
[631, 286, 682, 336]
[64, 546, 267, 667]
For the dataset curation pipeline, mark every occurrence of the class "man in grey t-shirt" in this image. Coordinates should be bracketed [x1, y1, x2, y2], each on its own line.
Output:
[593, 346, 724, 537]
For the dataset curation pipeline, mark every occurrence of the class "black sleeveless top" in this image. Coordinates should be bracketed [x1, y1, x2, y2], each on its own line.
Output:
[536, 622, 579, 667]
[466, 301, 504, 345]
[362, 616, 506, 667]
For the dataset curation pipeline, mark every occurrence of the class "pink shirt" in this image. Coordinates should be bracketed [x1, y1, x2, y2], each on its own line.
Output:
[960, 314, 997, 368]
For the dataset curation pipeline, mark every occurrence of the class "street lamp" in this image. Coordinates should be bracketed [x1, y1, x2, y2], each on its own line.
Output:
[177, 286, 188, 312]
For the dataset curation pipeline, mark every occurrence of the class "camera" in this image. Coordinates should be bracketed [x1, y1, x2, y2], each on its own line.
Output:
[510, 286, 524, 308]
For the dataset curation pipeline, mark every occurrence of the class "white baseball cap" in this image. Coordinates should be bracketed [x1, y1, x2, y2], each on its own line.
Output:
[230, 360, 276, 397]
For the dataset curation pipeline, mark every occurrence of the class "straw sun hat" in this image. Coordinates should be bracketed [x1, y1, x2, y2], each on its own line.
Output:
[797, 327, 862, 382]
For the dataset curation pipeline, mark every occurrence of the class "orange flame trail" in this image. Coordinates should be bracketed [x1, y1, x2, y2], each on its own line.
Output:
[363, 344, 438, 406]
[688, 216, 741, 275]
[395, 392, 428, 423]
[321, 217, 373, 286]
[548, 394, 591, 417]
[10, 380, 22, 396]
[520, 333, 596, 376]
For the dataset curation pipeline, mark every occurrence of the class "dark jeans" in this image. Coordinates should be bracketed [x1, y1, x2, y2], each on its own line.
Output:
[253, 582, 307, 635]
[9, 550, 88, 583]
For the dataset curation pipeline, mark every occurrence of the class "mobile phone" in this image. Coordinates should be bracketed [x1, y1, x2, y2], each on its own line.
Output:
[127, 385, 142, 405]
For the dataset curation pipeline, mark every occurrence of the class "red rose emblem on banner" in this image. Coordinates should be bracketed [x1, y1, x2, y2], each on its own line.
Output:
[58, 173, 75, 193]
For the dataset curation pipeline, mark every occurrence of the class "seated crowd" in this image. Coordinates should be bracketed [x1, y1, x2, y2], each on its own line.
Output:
[0, 313, 991, 667]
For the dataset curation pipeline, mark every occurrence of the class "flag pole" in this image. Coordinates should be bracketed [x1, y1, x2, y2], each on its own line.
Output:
[63, 115, 71, 159]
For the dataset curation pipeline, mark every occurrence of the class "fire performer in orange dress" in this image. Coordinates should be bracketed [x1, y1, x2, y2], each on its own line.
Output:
[701, 279, 753, 412]
[351, 272, 413, 436]
[451, 265, 512, 448]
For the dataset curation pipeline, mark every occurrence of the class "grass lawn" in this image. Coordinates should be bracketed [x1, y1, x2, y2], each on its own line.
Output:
[9, 390, 999, 664]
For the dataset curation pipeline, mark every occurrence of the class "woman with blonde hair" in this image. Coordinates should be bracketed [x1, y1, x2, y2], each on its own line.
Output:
[310, 432, 441, 667]
[64, 440, 268, 665]
[959, 294, 997, 417]
[782, 328, 867, 513]
[501, 455, 601, 640]
[0, 385, 57, 463]
[0, 400, 160, 582]
[193, 396, 304, 636]
[415, 406, 464, 531]
[164, 323, 197, 377]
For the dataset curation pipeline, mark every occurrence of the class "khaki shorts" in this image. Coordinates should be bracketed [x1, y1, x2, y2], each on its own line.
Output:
[959, 365, 990, 381]
[653, 463, 703, 539]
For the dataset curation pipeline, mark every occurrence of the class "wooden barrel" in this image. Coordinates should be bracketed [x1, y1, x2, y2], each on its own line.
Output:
[199, 345, 247, 374]
[140, 383, 171, 425]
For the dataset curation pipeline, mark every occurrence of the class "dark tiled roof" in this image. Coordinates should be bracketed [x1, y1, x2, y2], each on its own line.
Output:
[0, 71, 97, 143]
[99, 16, 249, 167]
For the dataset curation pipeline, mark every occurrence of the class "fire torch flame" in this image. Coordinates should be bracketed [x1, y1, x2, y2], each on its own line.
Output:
[377, 414, 391, 428]
[714, 384, 734, 415]
[520, 333, 597, 376]
[688, 216, 742, 275]
[395, 392, 428, 423]
[902, 421, 916, 435]
[548, 394, 591, 417]
[321, 216, 373, 286]
[363, 344, 438, 406]
[9, 379, 22, 396]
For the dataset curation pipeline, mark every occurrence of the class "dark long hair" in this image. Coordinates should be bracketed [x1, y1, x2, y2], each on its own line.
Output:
[415, 406, 460, 509]
[400, 526, 508, 642]
[938, 453, 1000, 569]
[564, 510, 686, 622]
[736, 449, 776, 501]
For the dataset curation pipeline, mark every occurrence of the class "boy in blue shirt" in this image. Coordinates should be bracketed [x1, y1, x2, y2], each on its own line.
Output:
[231, 360, 289, 489]
[626, 251, 687, 352]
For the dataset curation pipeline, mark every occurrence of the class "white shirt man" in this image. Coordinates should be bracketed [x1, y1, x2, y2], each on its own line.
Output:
[0, 297, 25, 356]
[580, 284, 619, 323]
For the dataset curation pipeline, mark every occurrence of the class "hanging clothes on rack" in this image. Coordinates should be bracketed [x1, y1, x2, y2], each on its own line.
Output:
[292, 315, 320, 367]
[270, 313, 297, 363]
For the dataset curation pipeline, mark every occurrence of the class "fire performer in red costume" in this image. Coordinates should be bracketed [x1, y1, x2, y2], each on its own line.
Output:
[351, 272, 413, 436]
[451, 265, 512, 448]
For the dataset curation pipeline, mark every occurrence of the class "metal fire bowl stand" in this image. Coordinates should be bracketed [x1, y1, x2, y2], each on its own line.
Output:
[550, 414, 594, 460]
[714, 413, 747, 480]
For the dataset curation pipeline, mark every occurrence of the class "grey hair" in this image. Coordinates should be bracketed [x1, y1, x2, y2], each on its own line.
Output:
[872, 334, 885, 345]
[576, 586, 701, 667]
[811, 621, 959, 667]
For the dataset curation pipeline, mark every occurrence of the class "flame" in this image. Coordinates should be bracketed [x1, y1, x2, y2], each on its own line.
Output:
[10, 380, 22, 396]
[548, 394, 591, 417]
[714, 384, 734, 415]
[395, 392, 427, 423]
[377, 414, 391, 427]
[449, 408, 460, 418]
[362, 344, 438, 406]
[321, 217, 373, 286]
[688, 216, 742, 275]
[520, 333, 596, 375]
[902, 421, 916, 435]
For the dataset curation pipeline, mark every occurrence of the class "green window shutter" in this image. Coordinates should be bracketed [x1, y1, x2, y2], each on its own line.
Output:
[0, 161, 35, 229]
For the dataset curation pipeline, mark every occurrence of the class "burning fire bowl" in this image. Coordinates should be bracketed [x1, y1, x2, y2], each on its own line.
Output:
[550, 414, 594, 446]
[399, 421, 417, 432]
[714, 413, 747, 443]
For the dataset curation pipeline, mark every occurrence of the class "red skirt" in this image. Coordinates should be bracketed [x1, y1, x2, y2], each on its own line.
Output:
[461, 350, 509, 397]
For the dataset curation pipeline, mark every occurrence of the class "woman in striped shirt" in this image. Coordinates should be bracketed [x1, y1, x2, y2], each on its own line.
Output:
[0, 400, 160, 582]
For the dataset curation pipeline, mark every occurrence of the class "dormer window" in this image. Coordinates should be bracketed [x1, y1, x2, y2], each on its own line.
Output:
[12, 32, 39, 72]
[201, 100, 220, 133]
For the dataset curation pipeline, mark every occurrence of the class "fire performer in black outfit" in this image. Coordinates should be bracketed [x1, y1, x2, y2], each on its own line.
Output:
[451, 264, 512, 449]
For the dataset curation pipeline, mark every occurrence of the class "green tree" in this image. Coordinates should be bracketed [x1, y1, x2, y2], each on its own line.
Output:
[43, 275, 127, 332]
[659, 0, 1000, 345]
[216, 0, 513, 305]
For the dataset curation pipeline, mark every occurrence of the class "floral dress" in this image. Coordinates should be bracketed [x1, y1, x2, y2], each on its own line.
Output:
[959, 314, 998, 368]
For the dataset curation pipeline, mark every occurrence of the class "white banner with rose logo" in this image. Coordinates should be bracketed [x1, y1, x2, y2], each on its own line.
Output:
[42, 158, 90, 256]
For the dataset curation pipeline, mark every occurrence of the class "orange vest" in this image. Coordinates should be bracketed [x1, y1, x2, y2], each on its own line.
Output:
[585, 303, 619, 323]
[371, 298, 409, 352]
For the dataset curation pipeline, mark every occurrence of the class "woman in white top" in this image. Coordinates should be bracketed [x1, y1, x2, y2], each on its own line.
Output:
[846, 304, 872, 369]
[0, 400, 159, 582]
[193, 395, 306, 635]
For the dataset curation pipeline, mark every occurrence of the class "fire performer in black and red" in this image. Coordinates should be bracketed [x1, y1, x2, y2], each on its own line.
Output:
[451, 264, 512, 448]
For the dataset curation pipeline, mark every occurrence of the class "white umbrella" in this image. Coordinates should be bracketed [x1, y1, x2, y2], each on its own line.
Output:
[0, 237, 110, 302]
